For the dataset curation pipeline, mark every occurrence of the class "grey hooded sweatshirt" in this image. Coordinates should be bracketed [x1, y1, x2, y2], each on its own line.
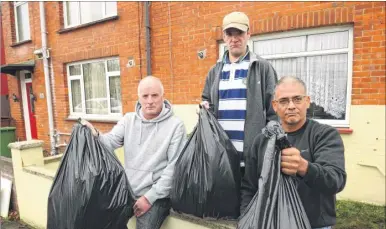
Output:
[99, 100, 187, 204]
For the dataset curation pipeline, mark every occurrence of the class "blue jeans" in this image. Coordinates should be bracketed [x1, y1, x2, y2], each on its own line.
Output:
[313, 227, 332, 229]
[136, 198, 171, 229]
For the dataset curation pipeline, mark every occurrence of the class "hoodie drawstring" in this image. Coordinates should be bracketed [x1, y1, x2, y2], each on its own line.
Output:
[138, 121, 142, 145]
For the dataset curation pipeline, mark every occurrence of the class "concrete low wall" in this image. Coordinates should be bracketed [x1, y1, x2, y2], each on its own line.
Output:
[8, 141, 50, 228]
[8, 140, 235, 229]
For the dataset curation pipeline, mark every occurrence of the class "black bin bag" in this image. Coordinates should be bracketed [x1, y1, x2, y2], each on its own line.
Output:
[238, 121, 311, 229]
[47, 122, 135, 229]
[171, 107, 241, 219]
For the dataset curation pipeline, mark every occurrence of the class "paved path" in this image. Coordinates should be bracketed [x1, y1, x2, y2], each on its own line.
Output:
[1, 221, 34, 229]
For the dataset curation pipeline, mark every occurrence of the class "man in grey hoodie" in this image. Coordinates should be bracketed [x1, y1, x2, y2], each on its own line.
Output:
[84, 76, 187, 229]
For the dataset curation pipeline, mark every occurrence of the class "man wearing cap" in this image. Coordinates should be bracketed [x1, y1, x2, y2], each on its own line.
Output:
[201, 12, 278, 176]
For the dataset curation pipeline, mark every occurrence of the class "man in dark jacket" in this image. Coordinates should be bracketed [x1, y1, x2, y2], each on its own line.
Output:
[201, 12, 278, 175]
[240, 76, 346, 229]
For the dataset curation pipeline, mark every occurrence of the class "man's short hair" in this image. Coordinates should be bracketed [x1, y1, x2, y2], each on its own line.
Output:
[137, 76, 165, 96]
[274, 76, 307, 96]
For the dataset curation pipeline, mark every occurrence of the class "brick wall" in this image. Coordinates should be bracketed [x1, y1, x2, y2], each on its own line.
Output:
[149, 1, 385, 105]
[2, 2, 36, 140]
[46, 2, 144, 137]
[6, 76, 25, 140]
[1, 2, 385, 147]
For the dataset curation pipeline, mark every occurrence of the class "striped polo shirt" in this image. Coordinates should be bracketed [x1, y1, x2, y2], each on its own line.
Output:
[218, 50, 250, 164]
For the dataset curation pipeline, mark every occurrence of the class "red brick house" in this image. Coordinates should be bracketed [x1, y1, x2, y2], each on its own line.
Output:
[0, 2, 384, 145]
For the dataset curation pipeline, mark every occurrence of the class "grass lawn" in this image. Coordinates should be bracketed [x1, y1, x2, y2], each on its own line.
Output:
[335, 200, 385, 229]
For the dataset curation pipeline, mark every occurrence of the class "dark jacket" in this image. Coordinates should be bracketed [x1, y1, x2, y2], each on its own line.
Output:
[241, 119, 346, 228]
[201, 50, 278, 154]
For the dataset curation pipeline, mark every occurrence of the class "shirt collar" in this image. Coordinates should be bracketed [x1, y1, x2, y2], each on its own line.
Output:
[223, 46, 250, 64]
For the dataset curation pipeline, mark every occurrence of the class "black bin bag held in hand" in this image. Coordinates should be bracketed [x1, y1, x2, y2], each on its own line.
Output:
[47, 123, 135, 229]
[238, 121, 311, 229]
[171, 107, 241, 219]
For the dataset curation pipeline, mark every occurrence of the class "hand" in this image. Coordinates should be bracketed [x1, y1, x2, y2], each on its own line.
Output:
[200, 101, 210, 109]
[133, 196, 152, 217]
[196, 101, 210, 114]
[281, 147, 308, 176]
[79, 119, 98, 136]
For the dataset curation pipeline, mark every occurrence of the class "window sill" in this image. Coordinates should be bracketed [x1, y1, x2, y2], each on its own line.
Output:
[336, 128, 353, 134]
[66, 115, 122, 123]
[10, 39, 32, 47]
[57, 16, 119, 34]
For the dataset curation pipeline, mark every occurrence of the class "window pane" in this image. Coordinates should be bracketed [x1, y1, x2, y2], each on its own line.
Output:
[16, 3, 30, 41]
[109, 76, 122, 113]
[306, 54, 348, 120]
[24, 73, 32, 80]
[80, 2, 103, 24]
[66, 2, 80, 26]
[254, 36, 306, 55]
[106, 2, 117, 16]
[308, 31, 349, 51]
[107, 59, 120, 72]
[82, 62, 108, 114]
[267, 57, 306, 79]
[69, 65, 81, 76]
[71, 80, 82, 113]
[269, 54, 347, 120]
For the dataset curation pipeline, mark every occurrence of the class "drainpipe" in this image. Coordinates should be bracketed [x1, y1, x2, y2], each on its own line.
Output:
[39, 2, 56, 155]
[145, 2, 151, 75]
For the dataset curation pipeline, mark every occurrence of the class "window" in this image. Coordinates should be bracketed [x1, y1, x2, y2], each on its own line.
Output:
[64, 1, 117, 28]
[219, 26, 353, 127]
[14, 1, 31, 42]
[67, 58, 122, 118]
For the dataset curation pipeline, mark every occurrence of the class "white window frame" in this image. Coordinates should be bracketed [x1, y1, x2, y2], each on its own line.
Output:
[14, 1, 31, 42]
[219, 25, 353, 127]
[67, 57, 122, 121]
[63, 2, 117, 28]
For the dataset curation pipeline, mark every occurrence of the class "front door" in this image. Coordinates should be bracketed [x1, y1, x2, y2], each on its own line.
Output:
[25, 82, 38, 139]
[20, 71, 38, 140]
